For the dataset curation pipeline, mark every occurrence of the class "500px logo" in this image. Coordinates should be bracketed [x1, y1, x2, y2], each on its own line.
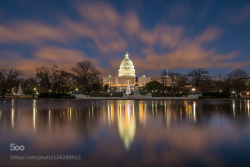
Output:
[10, 143, 25, 151]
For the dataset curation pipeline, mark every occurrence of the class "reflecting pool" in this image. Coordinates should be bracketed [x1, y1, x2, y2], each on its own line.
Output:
[0, 99, 250, 167]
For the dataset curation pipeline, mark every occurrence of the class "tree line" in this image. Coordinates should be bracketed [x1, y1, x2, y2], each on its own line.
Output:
[145, 68, 249, 97]
[0, 59, 249, 98]
[0, 60, 101, 98]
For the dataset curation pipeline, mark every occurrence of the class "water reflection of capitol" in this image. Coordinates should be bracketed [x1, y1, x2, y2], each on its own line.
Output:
[4, 99, 250, 151]
[12, 100, 198, 150]
[105, 100, 198, 150]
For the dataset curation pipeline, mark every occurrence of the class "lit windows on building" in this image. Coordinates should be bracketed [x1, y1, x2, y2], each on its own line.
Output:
[103, 51, 151, 92]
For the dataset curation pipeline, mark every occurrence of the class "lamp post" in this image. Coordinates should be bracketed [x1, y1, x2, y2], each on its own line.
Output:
[33, 88, 36, 98]
[192, 88, 196, 94]
[49, 89, 51, 99]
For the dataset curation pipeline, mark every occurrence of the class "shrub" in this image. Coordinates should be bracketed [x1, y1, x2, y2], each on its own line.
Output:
[90, 92, 123, 97]
[202, 92, 230, 98]
[38, 93, 72, 98]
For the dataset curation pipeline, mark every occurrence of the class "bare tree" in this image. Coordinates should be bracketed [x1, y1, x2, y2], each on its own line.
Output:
[145, 81, 163, 92]
[72, 60, 101, 94]
[169, 72, 189, 94]
[20, 77, 38, 95]
[36, 65, 74, 94]
[57, 70, 73, 94]
[188, 68, 210, 91]
[226, 68, 249, 94]
[0, 68, 22, 98]
[36, 65, 56, 92]
[212, 74, 224, 92]
[50, 65, 62, 93]
[160, 70, 189, 94]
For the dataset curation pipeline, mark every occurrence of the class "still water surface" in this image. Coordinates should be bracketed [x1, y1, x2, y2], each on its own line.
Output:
[0, 99, 250, 167]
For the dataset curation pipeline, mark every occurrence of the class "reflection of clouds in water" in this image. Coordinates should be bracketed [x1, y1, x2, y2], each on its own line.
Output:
[1, 99, 250, 166]
[0, 100, 98, 151]
[89, 100, 248, 167]
[135, 127, 238, 167]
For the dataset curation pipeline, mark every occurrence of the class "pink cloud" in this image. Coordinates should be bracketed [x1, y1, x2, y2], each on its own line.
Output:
[0, 47, 99, 77]
[0, 21, 69, 45]
[138, 25, 184, 49]
[75, 2, 120, 28]
[34, 47, 88, 63]
[195, 27, 222, 43]
[122, 11, 141, 36]
[63, 20, 127, 54]
[121, 27, 245, 71]
[0, 1, 249, 77]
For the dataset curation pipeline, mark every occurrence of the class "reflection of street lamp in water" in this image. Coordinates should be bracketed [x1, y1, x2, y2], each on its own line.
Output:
[193, 101, 196, 123]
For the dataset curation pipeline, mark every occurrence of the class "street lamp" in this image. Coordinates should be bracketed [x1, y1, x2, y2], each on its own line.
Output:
[49, 89, 51, 99]
[33, 88, 37, 98]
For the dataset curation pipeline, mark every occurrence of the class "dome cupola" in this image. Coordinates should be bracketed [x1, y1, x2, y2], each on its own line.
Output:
[118, 51, 136, 77]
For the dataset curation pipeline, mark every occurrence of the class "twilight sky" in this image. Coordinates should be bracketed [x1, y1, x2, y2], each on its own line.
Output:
[0, 0, 249, 77]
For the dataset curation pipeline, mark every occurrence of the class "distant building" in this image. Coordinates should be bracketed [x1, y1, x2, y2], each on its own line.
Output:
[154, 70, 176, 87]
[103, 51, 151, 91]
[156, 75, 173, 87]
[241, 78, 250, 90]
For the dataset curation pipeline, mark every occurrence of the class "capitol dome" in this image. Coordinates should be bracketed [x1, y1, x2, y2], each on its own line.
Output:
[118, 51, 136, 77]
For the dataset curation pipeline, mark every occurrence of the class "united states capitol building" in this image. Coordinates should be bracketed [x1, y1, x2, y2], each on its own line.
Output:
[103, 51, 151, 92]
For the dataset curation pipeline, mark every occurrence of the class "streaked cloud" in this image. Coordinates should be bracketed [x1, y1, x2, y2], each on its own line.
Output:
[122, 11, 141, 36]
[0, 1, 249, 77]
[0, 21, 69, 45]
[0, 47, 94, 77]
[195, 27, 221, 43]
[231, 4, 250, 24]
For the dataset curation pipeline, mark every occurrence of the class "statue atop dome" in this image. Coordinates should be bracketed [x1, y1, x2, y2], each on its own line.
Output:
[125, 51, 129, 59]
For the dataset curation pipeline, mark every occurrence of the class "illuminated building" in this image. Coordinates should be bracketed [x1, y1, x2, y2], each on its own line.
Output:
[103, 51, 151, 91]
